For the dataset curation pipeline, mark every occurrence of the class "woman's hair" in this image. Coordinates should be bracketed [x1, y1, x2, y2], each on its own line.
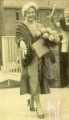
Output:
[22, 2, 38, 17]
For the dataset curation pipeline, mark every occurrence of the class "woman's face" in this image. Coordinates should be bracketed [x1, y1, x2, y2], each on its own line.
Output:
[25, 7, 36, 22]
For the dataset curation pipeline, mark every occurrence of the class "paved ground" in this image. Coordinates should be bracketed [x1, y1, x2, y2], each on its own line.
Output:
[0, 71, 69, 120]
[0, 88, 69, 120]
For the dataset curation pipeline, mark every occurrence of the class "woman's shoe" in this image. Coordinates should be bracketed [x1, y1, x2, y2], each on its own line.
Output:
[36, 106, 45, 119]
[27, 99, 35, 111]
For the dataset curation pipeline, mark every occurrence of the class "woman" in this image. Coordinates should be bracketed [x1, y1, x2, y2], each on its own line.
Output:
[16, 2, 59, 118]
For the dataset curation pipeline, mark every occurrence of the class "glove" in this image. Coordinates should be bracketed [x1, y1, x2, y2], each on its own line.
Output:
[20, 40, 27, 59]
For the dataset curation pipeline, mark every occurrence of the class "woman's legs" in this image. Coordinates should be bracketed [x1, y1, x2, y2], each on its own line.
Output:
[28, 95, 35, 111]
[28, 94, 45, 118]
[34, 94, 45, 118]
[30, 95, 44, 118]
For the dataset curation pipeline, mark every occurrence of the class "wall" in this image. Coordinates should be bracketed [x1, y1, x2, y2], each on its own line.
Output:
[3, 8, 21, 36]
[3, 0, 69, 9]
[3, 7, 64, 36]
[0, 0, 3, 66]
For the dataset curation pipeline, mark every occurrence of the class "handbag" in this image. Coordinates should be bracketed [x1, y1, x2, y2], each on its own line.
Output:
[22, 47, 34, 67]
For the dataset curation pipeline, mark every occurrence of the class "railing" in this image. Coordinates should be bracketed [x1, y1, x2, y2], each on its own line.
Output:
[1, 36, 21, 72]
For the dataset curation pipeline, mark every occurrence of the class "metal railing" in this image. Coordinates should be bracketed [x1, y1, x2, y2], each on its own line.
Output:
[1, 36, 21, 72]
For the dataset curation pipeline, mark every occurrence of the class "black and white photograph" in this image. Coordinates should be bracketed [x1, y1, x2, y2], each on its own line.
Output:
[0, 0, 69, 120]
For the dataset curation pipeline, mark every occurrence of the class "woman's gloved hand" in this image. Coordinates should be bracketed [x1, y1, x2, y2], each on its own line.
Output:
[20, 40, 27, 59]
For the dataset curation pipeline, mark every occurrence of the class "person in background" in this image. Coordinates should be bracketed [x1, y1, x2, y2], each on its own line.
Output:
[16, 2, 60, 118]
[51, 5, 69, 87]
[60, 9, 69, 87]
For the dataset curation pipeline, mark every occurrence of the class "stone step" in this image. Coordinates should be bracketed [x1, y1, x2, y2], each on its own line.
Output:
[0, 71, 21, 82]
[0, 80, 20, 89]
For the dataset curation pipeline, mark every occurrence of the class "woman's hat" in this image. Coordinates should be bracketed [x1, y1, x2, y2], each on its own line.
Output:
[22, 2, 38, 16]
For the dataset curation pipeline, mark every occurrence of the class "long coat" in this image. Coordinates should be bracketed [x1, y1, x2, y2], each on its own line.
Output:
[16, 22, 50, 95]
